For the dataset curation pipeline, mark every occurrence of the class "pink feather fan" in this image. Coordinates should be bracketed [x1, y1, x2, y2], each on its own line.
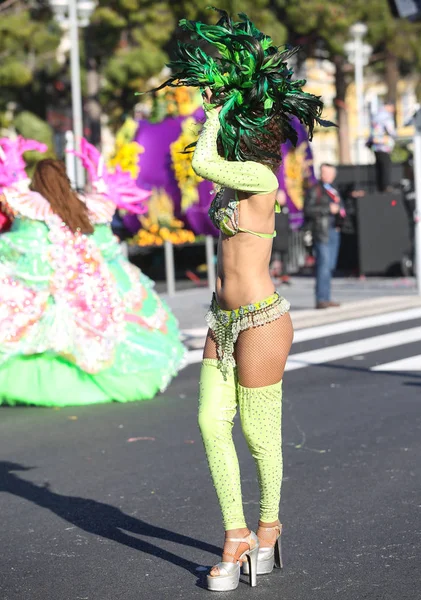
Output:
[70, 138, 150, 215]
[0, 137, 48, 189]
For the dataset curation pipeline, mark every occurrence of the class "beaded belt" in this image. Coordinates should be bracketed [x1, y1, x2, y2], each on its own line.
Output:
[205, 292, 290, 379]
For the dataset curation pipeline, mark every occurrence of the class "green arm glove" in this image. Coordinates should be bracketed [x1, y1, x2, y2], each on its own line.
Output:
[192, 109, 279, 195]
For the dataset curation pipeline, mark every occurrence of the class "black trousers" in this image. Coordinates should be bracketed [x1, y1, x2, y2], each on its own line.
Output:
[374, 151, 392, 192]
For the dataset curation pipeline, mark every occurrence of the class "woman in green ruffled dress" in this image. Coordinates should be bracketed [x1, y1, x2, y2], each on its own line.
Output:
[0, 153, 186, 407]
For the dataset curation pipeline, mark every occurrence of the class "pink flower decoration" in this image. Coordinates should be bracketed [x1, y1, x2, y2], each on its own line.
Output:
[0, 137, 48, 190]
[69, 138, 150, 215]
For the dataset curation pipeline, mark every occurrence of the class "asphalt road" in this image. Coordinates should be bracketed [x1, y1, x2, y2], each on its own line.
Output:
[1, 316, 420, 600]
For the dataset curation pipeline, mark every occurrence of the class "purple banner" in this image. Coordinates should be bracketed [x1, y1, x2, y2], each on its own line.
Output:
[278, 117, 316, 231]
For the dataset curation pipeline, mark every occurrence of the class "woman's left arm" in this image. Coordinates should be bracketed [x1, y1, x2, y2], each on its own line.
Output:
[192, 109, 278, 195]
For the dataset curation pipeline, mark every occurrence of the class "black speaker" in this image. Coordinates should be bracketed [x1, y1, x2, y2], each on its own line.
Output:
[356, 192, 411, 275]
[336, 163, 404, 194]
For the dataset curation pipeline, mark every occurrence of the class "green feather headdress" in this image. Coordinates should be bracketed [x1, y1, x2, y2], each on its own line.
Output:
[147, 7, 334, 162]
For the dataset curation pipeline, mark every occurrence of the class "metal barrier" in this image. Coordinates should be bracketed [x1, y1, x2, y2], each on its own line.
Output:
[287, 230, 307, 273]
[164, 240, 176, 297]
[163, 236, 215, 296]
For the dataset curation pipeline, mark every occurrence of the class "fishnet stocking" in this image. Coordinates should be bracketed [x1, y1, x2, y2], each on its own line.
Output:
[256, 522, 282, 549]
[235, 312, 293, 387]
[203, 327, 218, 360]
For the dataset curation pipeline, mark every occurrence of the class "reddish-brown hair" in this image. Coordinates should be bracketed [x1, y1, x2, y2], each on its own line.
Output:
[31, 159, 93, 234]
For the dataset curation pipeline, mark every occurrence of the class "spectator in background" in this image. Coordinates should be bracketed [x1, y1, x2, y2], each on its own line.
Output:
[270, 189, 291, 285]
[367, 102, 396, 192]
[304, 163, 345, 309]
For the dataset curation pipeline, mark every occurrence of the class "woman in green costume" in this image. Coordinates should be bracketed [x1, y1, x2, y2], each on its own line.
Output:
[0, 155, 186, 407]
[152, 8, 333, 591]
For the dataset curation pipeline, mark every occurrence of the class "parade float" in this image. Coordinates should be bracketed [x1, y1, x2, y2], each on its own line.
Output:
[108, 78, 316, 257]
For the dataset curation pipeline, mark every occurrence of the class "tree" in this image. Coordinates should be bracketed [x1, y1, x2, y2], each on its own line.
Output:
[87, 1, 174, 126]
[273, 0, 368, 163]
[0, 0, 62, 119]
[0, 0, 288, 144]
[13, 111, 55, 171]
[89, 0, 287, 127]
[361, 1, 421, 105]
[273, 0, 421, 162]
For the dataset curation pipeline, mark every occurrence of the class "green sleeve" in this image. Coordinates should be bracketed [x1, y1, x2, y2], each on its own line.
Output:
[192, 109, 279, 194]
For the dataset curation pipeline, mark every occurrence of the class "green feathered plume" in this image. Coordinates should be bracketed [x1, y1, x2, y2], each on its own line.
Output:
[146, 7, 334, 162]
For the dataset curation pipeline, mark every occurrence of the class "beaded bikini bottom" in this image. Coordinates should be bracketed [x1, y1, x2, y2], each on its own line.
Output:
[205, 291, 290, 379]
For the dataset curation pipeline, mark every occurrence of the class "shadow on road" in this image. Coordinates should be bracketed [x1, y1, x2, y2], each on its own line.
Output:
[0, 461, 218, 576]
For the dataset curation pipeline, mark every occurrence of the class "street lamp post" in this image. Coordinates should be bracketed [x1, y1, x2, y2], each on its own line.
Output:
[68, 0, 84, 189]
[345, 23, 373, 165]
[413, 108, 421, 295]
[49, 0, 96, 189]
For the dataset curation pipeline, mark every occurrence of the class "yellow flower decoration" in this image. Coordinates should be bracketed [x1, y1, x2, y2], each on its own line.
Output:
[170, 117, 203, 213]
[173, 87, 201, 116]
[283, 142, 313, 210]
[131, 188, 196, 247]
[109, 141, 144, 179]
[151, 86, 201, 123]
[115, 117, 138, 147]
[145, 188, 174, 226]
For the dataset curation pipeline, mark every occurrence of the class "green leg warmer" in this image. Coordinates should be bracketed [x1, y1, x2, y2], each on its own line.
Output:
[238, 381, 283, 524]
[198, 358, 246, 530]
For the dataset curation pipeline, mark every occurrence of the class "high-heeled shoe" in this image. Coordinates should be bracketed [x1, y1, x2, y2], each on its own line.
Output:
[207, 531, 259, 591]
[242, 523, 282, 576]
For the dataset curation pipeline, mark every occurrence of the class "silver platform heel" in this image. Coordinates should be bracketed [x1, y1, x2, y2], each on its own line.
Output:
[243, 524, 283, 576]
[207, 531, 259, 591]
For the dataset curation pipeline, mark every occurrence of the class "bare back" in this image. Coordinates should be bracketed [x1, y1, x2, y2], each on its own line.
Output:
[216, 188, 277, 309]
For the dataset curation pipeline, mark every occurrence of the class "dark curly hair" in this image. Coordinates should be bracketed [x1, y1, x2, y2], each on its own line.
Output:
[217, 113, 285, 171]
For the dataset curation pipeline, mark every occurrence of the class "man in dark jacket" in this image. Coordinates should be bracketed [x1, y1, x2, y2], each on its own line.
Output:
[304, 164, 345, 309]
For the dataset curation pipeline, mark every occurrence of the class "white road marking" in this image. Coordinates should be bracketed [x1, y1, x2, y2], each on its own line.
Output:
[182, 310, 421, 369]
[184, 326, 421, 369]
[293, 307, 421, 343]
[371, 355, 421, 372]
[182, 307, 421, 345]
[181, 327, 208, 338]
[285, 327, 421, 371]
[185, 349, 204, 366]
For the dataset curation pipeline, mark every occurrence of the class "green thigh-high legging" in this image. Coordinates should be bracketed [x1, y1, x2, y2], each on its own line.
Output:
[198, 358, 283, 530]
